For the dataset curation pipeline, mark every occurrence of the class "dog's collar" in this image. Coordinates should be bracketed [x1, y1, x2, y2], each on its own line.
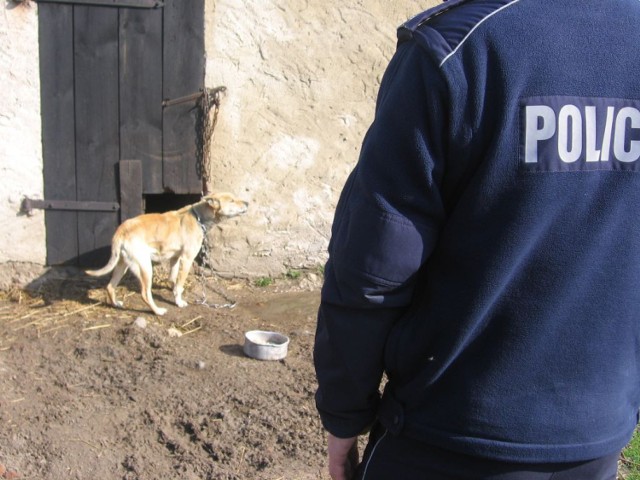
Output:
[190, 207, 208, 233]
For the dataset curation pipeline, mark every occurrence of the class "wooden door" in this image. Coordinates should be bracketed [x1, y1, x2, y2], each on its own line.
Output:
[37, 0, 204, 267]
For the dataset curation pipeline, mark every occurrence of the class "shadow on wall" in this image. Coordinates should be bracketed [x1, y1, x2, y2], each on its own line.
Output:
[5, 0, 32, 10]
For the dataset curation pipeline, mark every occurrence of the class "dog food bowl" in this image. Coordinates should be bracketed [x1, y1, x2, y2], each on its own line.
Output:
[243, 330, 290, 361]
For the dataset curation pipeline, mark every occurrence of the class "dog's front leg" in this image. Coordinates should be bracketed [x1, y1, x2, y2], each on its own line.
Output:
[169, 256, 181, 286]
[174, 284, 188, 308]
[169, 256, 189, 307]
[173, 254, 196, 308]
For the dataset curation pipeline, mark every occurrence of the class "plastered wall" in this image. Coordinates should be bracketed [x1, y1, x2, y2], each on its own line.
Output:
[0, 4, 44, 268]
[203, 1, 434, 276]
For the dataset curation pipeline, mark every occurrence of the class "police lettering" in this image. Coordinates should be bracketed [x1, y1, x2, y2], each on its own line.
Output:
[525, 104, 640, 164]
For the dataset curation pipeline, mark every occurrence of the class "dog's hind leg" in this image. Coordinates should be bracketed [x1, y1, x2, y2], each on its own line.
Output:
[106, 259, 128, 308]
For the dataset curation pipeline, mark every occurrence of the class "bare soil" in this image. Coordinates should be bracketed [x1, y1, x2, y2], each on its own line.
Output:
[0, 268, 329, 480]
[0, 267, 634, 480]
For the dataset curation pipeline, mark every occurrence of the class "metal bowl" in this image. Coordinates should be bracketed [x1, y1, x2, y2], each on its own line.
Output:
[243, 330, 290, 361]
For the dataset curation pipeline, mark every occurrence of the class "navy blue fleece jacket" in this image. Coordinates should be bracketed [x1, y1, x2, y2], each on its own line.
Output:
[314, 0, 640, 463]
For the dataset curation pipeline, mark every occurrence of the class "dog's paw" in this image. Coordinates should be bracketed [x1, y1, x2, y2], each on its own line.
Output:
[114, 300, 124, 309]
[155, 308, 168, 316]
[175, 299, 188, 308]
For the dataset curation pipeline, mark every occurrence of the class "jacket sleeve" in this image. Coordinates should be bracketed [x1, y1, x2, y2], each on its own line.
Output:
[314, 41, 449, 437]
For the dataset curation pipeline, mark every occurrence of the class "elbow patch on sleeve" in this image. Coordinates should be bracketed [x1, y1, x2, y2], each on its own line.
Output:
[328, 201, 437, 307]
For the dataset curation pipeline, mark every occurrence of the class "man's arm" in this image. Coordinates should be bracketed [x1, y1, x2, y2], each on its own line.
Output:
[314, 41, 448, 439]
[327, 433, 358, 480]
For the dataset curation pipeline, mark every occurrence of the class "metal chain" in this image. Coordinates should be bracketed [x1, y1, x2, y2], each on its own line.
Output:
[191, 85, 235, 308]
[192, 231, 237, 309]
[196, 86, 227, 193]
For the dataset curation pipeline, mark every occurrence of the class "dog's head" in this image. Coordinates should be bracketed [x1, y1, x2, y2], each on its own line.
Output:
[202, 192, 249, 220]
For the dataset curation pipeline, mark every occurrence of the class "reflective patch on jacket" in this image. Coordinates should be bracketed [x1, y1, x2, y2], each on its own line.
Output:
[521, 96, 640, 173]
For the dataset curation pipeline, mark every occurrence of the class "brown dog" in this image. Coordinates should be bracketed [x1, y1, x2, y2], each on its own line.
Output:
[85, 192, 249, 315]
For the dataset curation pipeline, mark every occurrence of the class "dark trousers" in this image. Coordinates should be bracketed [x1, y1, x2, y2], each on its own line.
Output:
[355, 424, 619, 480]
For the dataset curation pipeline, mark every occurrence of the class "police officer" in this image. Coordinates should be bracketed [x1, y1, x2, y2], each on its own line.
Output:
[314, 0, 640, 479]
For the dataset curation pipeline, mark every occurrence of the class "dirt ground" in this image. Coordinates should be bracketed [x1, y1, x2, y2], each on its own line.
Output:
[0, 267, 331, 480]
[0, 266, 635, 480]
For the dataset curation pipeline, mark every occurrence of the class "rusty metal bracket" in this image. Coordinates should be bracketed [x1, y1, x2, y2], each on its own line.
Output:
[162, 90, 204, 108]
[163, 87, 227, 109]
[35, 0, 164, 8]
[21, 197, 120, 216]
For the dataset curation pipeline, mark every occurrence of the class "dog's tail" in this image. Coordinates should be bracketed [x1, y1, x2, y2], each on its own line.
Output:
[85, 235, 122, 277]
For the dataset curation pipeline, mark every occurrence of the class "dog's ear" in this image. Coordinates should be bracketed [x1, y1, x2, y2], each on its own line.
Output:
[206, 197, 221, 211]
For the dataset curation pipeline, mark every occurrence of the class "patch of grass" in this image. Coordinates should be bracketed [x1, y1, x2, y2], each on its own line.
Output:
[285, 269, 301, 280]
[254, 277, 273, 288]
[622, 429, 640, 479]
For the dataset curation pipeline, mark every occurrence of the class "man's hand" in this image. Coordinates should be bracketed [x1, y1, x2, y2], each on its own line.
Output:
[327, 433, 359, 480]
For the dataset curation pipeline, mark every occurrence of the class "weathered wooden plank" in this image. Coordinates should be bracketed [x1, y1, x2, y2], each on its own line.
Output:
[119, 160, 143, 221]
[162, 0, 205, 194]
[74, 6, 120, 268]
[39, 4, 78, 266]
[36, 0, 162, 9]
[120, 8, 164, 193]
